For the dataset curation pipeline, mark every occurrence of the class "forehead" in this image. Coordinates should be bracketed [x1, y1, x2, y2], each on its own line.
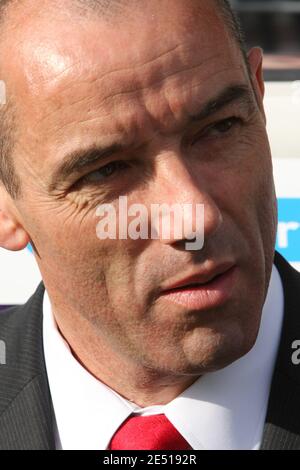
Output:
[6, 0, 234, 90]
[2, 0, 245, 171]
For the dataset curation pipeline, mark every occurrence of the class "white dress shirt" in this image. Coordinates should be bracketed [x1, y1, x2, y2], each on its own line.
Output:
[43, 264, 284, 450]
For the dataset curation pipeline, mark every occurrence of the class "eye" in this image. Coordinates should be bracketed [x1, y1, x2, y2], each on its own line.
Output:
[192, 117, 242, 145]
[79, 160, 130, 185]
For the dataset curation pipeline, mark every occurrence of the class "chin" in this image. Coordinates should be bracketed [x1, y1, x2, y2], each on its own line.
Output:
[181, 322, 261, 374]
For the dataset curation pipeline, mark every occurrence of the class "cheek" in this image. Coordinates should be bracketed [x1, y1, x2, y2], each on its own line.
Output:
[205, 140, 277, 289]
[19, 197, 108, 289]
[254, 172, 278, 280]
[30, 196, 102, 257]
[21, 190, 150, 301]
[243, 151, 277, 249]
[221, 139, 276, 237]
[223, 154, 277, 297]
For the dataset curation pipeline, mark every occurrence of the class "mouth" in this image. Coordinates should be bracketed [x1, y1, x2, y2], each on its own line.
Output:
[159, 264, 237, 310]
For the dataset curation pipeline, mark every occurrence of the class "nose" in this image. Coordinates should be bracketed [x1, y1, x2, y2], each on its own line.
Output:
[150, 154, 223, 249]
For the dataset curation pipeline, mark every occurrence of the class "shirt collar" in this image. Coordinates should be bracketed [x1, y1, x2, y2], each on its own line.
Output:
[43, 264, 284, 450]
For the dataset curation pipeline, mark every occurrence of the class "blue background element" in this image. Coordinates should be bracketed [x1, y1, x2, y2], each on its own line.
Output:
[276, 198, 300, 263]
[25, 198, 300, 263]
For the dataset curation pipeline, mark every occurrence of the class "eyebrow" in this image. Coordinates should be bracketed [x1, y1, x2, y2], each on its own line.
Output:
[49, 83, 255, 190]
[189, 84, 255, 122]
[49, 142, 126, 191]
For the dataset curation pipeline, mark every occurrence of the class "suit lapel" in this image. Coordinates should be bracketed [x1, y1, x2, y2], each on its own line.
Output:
[261, 252, 300, 449]
[0, 374, 55, 450]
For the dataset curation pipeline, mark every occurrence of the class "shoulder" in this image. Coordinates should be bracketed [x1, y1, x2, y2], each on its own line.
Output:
[0, 281, 45, 347]
[274, 251, 300, 287]
[273, 251, 300, 383]
[0, 282, 46, 414]
[0, 282, 56, 449]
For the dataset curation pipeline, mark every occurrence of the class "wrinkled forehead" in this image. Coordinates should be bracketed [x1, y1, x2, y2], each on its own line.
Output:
[1, 0, 232, 100]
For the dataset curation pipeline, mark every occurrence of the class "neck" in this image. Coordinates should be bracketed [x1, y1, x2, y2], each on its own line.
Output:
[54, 310, 200, 408]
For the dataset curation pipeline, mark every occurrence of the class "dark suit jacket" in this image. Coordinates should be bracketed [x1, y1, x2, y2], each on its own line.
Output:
[0, 252, 300, 450]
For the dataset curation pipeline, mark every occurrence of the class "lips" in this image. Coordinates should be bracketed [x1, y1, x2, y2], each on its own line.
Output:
[161, 262, 236, 293]
[159, 263, 237, 310]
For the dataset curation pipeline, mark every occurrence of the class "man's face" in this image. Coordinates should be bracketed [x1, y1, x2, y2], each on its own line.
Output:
[2, 0, 277, 375]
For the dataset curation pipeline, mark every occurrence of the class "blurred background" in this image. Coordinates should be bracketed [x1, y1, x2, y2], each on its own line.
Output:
[231, 1, 300, 54]
[231, 0, 300, 79]
[1, 0, 300, 308]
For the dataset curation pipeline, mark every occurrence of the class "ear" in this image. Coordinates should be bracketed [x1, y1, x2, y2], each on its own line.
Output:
[0, 186, 30, 251]
[247, 47, 266, 121]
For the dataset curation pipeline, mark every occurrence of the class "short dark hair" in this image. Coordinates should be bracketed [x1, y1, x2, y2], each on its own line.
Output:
[0, 99, 19, 198]
[0, 0, 247, 199]
[217, 1, 248, 59]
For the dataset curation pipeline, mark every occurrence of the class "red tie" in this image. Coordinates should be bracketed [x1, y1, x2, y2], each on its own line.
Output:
[108, 414, 192, 450]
